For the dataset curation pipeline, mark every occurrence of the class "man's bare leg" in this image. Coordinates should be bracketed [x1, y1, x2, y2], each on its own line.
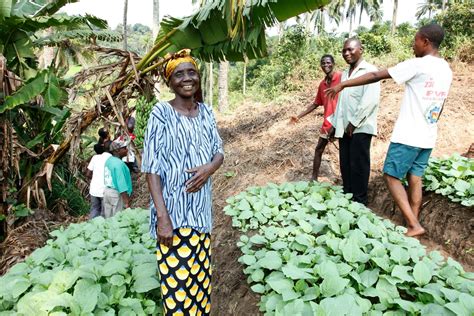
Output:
[407, 173, 423, 220]
[311, 137, 329, 181]
[384, 173, 425, 237]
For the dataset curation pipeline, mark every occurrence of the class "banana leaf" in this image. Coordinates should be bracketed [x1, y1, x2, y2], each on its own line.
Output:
[155, 0, 331, 61]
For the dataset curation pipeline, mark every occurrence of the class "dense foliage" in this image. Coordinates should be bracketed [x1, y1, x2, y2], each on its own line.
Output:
[224, 182, 474, 315]
[423, 154, 474, 207]
[436, 2, 474, 62]
[0, 209, 162, 315]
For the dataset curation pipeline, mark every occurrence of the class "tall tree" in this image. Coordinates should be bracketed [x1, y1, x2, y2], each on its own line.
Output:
[152, 0, 160, 39]
[123, 0, 128, 50]
[416, 0, 443, 19]
[217, 61, 229, 112]
[208, 62, 213, 107]
[391, 0, 398, 33]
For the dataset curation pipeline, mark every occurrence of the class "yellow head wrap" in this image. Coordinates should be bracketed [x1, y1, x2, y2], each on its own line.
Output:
[162, 49, 198, 83]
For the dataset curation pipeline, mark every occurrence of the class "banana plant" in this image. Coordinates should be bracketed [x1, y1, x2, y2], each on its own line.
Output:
[0, 0, 114, 235]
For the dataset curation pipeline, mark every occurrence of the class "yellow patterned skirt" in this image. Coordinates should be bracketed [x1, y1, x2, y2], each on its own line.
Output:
[156, 228, 212, 316]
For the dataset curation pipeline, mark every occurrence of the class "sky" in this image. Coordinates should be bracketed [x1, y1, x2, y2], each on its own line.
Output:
[61, 0, 420, 32]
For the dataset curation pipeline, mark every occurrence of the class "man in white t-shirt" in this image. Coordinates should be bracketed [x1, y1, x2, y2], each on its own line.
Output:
[325, 24, 452, 237]
[86, 142, 112, 218]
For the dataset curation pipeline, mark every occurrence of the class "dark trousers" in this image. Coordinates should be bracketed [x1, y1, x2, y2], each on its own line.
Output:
[339, 133, 372, 205]
[89, 196, 103, 219]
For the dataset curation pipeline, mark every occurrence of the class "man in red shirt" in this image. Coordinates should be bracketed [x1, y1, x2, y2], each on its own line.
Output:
[291, 54, 342, 181]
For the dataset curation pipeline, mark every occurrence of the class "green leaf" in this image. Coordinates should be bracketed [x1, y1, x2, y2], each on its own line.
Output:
[101, 259, 129, 277]
[43, 72, 65, 107]
[298, 220, 312, 233]
[49, 270, 78, 293]
[320, 275, 349, 297]
[267, 277, 294, 294]
[413, 261, 433, 286]
[375, 277, 400, 303]
[249, 234, 267, 245]
[391, 265, 414, 283]
[445, 302, 470, 316]
[239, 210, 253, 220]
[0, 0, 12, 18]
[359, 269, 379, 288]
[131, 276, 160, 293]
[73, 279, 100, 313]
[420, 304, 455, 315]
[1, 71, 47, 113]
[251, 283, 266, 294]
[250, 269, 265, 282]
[258, 251, 282, 270]
[109, 275, 126, 287]
[240, 254, 257, 266]
[440, 287, 461, 302]
[281, 264, 315, 280]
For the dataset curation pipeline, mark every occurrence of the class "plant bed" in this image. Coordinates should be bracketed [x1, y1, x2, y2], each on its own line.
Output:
[0, 209, 162, 315]
[225, 181, 474, 315]
[369, 176, 474, 268]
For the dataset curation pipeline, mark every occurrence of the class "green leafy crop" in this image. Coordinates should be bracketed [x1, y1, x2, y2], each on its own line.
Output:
[423, 154, 474, 207]
[0, 209, 162, 315]
[225, 181, 474, 315]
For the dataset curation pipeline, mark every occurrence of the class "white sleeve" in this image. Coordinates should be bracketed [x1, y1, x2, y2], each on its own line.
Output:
[388, 58, 419, 85]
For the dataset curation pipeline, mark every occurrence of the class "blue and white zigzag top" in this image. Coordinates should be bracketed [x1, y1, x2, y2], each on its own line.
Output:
[141, 101, 224, 238]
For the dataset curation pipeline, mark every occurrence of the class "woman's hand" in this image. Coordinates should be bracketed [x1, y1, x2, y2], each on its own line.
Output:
[157, 213, 174, 248]
[185, 163, 213, 193]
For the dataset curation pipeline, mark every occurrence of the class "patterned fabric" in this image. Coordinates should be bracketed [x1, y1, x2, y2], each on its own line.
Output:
[141, 102, 224, 237]
[157, 228, 212, 316]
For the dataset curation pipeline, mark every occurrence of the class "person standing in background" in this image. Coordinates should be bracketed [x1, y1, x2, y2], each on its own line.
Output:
[290, 54, 342, 181]
[103, 140, 133, 218]
[86, 142, 111, 218]
[327, 38, 381, 205]
[326, 24, 452, 236]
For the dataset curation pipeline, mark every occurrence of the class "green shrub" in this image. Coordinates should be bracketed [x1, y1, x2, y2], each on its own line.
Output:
[46, 165, 89, 216]
[225, 181, 474, 315]
[0, 209, 162, 315]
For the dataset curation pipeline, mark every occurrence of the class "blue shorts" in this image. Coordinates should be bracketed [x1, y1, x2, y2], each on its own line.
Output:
[383, 142, 432, 179]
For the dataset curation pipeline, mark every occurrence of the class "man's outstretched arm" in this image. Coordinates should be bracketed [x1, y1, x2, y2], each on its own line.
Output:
[325, 69, 391, 98]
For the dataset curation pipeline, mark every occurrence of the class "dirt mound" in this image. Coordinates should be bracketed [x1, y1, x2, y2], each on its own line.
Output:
[368, 176, 473, 267]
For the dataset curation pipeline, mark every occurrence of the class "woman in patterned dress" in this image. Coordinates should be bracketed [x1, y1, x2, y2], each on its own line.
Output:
[141, 49, 224, 315]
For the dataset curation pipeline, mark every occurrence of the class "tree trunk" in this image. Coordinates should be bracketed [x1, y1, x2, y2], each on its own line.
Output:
[305, 12, 312, 33]
[391, 0, 398, 34]
[217, 61, 229, 112]
[278, 21, 285, 43]
[208, 62, 213, 107]
[123, 0, 128, 50]
[242, 60, 247, 96]
[152, 0, 160, 39]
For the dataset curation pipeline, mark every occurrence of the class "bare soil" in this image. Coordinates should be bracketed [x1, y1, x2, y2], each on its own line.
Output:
[1, 63, 472, 316]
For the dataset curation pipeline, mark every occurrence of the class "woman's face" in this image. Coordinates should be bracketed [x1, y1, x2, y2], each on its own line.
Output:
[168, 62, 200, 98]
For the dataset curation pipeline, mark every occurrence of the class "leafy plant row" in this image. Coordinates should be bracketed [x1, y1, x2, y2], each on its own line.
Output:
[224, 181, 474, 315]
[423, 154, 474, 207]
[0, 209, 162, 315]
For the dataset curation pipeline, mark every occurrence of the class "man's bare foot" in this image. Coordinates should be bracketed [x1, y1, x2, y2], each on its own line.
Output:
[406, 225, 426, 237]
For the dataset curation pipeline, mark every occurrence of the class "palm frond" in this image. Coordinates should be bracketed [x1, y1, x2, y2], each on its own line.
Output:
[11, 0, 80, 18]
